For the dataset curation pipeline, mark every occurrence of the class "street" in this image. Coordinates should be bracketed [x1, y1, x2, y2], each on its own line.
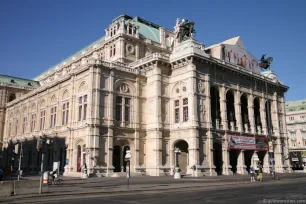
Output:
[2, 174, 306, 204]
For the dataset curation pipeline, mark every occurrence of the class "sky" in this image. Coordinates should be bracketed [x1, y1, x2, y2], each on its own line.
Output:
[0, 0, 306, 101]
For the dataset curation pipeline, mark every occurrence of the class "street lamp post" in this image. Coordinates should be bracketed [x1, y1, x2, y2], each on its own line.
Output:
[174, 148, 181, 179]
[17, 142, 23, 181]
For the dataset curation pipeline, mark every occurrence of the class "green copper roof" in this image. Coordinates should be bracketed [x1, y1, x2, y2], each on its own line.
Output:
[112, 15, 161, 43]
[0, 74, 40, 88]
[286, 99, 306, 112]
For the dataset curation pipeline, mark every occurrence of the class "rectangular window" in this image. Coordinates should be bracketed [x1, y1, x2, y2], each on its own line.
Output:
[50, 107, 57, 128]
[31, 113, 36, 132]
[40, 110, 46, 130]
[125, 98, 130, 122]
[22, 116, 27, 133]
[78, 95, 87, 121]
[110, 46, 113, 57]
[115, 96, 122, 121]
[183, 98, 188, 122]
[175, 108, 179, 123]
[78, 96, 82, 121]
[174, 99, 180, 123]
[113, 45, 116, 56]
[303, 140, 306, 146]
[62, 102, 69, 125]
[183, 107, 189, 122]
[83, 95, 87, 120]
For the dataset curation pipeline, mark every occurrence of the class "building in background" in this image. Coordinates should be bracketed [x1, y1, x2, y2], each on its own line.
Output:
[286, 99, 306, 171]
[0, 14, 291, 177]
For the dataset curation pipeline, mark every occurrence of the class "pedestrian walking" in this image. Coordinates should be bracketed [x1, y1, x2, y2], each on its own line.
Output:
[250, 166, 255, 182]
[257, 162, 263, 182]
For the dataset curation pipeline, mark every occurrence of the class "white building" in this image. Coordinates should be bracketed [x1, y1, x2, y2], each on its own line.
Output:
[0, 15, 291, 177]
[286, 99, 306, 170]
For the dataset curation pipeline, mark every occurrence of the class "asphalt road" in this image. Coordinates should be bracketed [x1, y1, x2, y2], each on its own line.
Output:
[5, 178, 306, 204]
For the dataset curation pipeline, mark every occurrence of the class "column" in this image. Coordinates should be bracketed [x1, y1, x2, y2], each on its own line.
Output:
[237, 150, 248, 175]
[263, 152, 270, 173]
[260, 97, 267, 135]
[188, 62, 199, 128]
[135, 43, 139, 60]
[234, 89, 242, 132]
[204, 130, 217, 176]
[120, 146, 124, 172]
[222, 133, 233, 175]
[106, 128, 114, 176]
[248, 94, 256, 134]
[219, 85, 228, 131]
[134, 76, 140, 172]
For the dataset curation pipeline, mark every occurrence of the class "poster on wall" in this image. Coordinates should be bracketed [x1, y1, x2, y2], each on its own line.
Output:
[228, 135, 268, 151]
[221, 44, 260, 73]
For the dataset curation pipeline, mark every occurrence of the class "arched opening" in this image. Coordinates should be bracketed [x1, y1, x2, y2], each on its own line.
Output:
[174, 140, 189, 174]
[257, 151, 265, 165]
[265, 100, 273, 133]
[77, 145, 81, 172]
[241, 94, 249, 132]
[226, 90, 236, 129]
[213, 142, 223, 175]
[254, 98, 261, 131]
[210, 86, 221, 128]
[9, 94, 16, 102]
[230, 150, 238, 174]
[113, 146, 121, 172]
[244, 150, 253, 173]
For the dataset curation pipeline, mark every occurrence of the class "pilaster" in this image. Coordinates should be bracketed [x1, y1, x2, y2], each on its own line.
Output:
[219, 85, 228, 131]
[222, 133, 233, 175]
[260, 97, 268, 135]
[248, 94, 255, 134]
[234, 89, 242, 132]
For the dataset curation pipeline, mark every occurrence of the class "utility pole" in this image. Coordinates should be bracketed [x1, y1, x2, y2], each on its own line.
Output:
[17, 142, 23, 181]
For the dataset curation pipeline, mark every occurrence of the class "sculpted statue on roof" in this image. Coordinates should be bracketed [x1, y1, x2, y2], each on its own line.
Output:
[174, 18, 196, 43]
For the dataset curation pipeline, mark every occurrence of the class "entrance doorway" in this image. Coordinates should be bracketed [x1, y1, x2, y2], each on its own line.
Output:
[113, 146, 121, 172]
[213, 142, 223, 175]
[175, 140, 189, 175]
[77, 145, 81, 172]
[113, 145, 130, 172]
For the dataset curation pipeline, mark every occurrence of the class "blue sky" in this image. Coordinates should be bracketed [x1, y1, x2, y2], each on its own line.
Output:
[0, 0, 305, 101]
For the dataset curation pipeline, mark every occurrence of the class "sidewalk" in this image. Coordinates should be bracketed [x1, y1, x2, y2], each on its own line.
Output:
[1, 173, 305, 203]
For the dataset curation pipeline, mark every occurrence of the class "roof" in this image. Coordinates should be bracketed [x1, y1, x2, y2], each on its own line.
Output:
[34, 15, 162, 81]
[34, 36, 105, 80]
[206, 36, 245, 50]
[0, 74, 40, 88]
[112, 15, 161, 43]
[286, 99, 306, 112]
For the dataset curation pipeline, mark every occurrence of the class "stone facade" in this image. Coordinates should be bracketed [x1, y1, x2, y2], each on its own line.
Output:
[286, 99, 306, 170]
[0, 15, 290, 177]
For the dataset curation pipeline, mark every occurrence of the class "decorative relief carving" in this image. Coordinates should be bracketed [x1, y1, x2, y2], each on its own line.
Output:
[126, 44, 135, 55]
[198, 81, 205, 94]
[199, 99, 206, 121]
[182, 86, 186, 92]
[119, 83, 129, 93]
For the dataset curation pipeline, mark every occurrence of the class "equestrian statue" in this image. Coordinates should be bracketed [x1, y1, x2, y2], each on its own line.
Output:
[259, 54, 273, 70]
[175, 18, 196, 43]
